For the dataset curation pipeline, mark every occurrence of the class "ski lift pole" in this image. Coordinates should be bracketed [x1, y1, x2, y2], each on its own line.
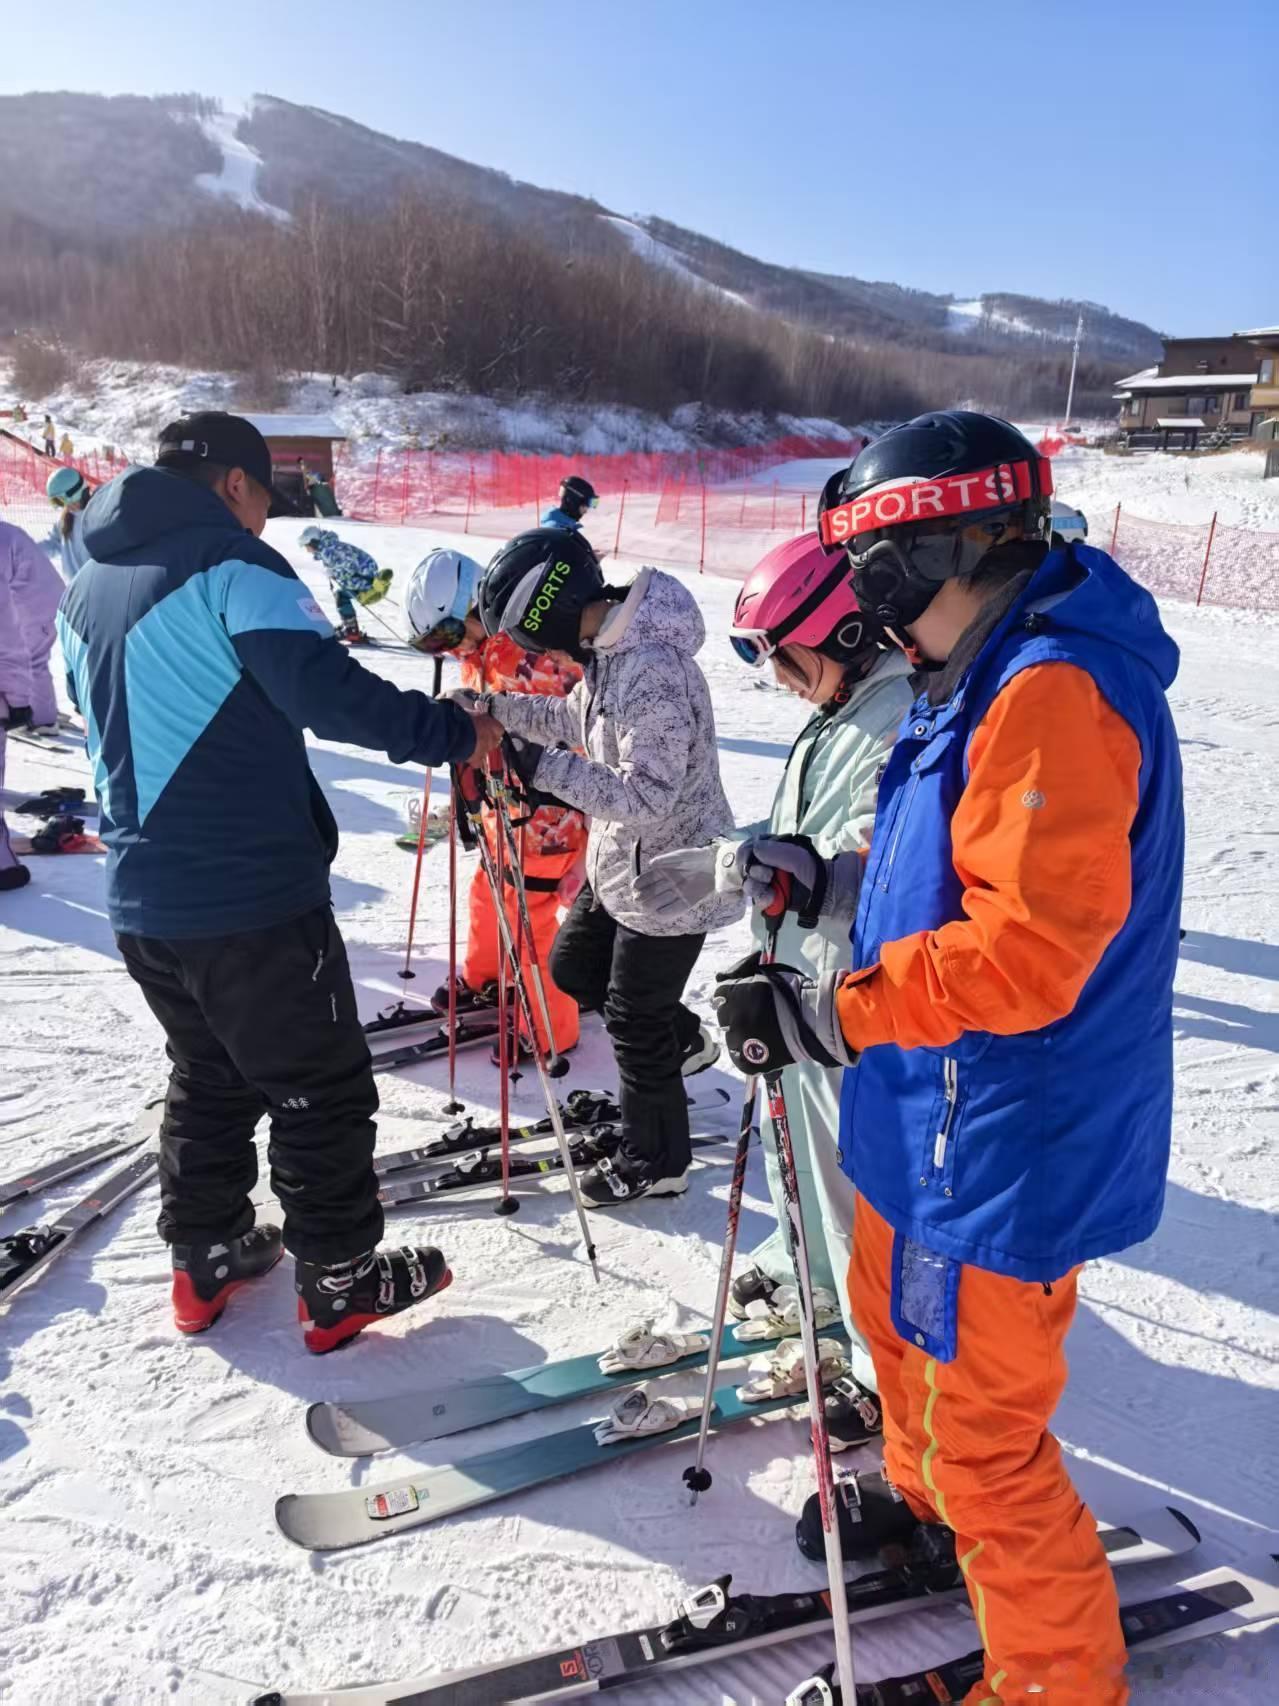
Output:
[398, 655, 444, 981]
[454, 760, 600, 1283]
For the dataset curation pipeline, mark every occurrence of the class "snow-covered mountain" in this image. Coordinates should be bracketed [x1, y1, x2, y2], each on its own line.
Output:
[0, 90, 1163, 368]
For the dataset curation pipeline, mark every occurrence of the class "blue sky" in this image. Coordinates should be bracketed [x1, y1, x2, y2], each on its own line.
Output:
[3, 0, 1274, 335]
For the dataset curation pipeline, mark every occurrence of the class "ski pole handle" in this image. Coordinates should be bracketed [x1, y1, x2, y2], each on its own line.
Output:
[763, 871, 793, 920]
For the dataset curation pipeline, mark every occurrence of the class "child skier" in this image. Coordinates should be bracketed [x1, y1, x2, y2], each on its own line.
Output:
[713, 412, 1184, 1706]
[0, 518, 64, 735]
[405, 546, 587, 1055]
[47, 465, 94, 581]
[472, 528, 730, 1205]
[299, 526, 393, 643]
[637, 532, 912, 1436]
[541, 474, 597, 531]
[1, 518, 68, 890]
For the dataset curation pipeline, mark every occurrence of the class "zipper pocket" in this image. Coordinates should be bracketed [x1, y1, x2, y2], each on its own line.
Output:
[880, 773, 920, 891]
[933, 1057, 958, 1172]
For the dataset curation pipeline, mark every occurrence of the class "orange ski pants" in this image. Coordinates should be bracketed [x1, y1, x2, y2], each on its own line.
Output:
[462, 850, 579, 1054]
[849, 1195, 1128, 1705]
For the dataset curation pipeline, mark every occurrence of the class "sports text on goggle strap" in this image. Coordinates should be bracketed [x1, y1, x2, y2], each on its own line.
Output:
[819, 457, 1053, 547]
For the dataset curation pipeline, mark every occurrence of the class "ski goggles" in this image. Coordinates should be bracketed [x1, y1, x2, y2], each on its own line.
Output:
[728, 629, 777, 667]
[847, 523, 1003, 631]
[407, 614, 469, 655]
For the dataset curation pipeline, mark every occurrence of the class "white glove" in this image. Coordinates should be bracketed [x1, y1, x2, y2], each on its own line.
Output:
[631, 840, 746, 924]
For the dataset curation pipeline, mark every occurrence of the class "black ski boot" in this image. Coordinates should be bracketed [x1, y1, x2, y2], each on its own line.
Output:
[796, 1468, 926, 1562]
[171, 1224, 284, 1334]
[296, 1244, 451, 1354]
[728, 1263, 781, 1320]
[681, 1021, 721, 1077]
[429, 975, 499, 1018]
[580, 1153, 689, 1207]
[824, 1374, 884, 1451]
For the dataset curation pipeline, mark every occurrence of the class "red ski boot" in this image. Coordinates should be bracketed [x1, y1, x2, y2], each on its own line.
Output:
[296, 1244, 452, 1354]
[171, 1224, 284, 1333]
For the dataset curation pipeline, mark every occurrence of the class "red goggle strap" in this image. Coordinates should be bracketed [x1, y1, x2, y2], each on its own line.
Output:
[819, 456, 1053, 548]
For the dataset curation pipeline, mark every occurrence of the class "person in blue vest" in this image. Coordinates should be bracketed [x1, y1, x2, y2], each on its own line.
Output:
[711, 412, 1184, 1706]
[541, 474, 597, 531]
[57, 412, 501, 1353]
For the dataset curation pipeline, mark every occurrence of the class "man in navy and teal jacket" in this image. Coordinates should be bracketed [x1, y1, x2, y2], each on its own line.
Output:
[58, 413, 500, 1353]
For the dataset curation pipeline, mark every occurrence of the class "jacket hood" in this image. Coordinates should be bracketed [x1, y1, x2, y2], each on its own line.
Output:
[82, 466, 247, 562]
[1030, 544, 1180, 691]
[593, 567, 706, 658]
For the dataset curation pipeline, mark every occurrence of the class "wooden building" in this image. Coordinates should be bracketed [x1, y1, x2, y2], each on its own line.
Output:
[1114, 336, 1261, 445]
[243, 414, 345, 513]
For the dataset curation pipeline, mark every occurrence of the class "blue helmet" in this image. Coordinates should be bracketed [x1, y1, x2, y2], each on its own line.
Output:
[47, 466, 88, 507]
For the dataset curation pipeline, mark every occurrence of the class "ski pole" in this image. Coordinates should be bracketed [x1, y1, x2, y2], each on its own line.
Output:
[443, 781, 464, 1116]
[454, 761, 600, 1284]
[486, 764, 569, 1082]
[681, 883, 790, 1504]
[760, 888, 857, 1703]
[491, 755, 517, 1219]
[398, 655, 445, 982]
[509, 819, 527, 1085]
[681, 1063, 758, 1504]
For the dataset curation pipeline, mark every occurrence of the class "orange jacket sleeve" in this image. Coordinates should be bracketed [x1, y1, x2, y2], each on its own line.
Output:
[834, 661, 1142, 1053]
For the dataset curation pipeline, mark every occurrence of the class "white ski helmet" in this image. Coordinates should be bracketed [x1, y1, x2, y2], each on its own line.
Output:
[299, 525, 325, 550]
[405, 547, 484, 653]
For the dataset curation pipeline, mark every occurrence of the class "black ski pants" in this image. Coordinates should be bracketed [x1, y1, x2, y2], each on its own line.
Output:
[116, 904, 383, 1263]
[549, 884, 704, 1176]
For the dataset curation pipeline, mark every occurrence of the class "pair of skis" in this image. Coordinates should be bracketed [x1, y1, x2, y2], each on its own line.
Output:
[0, 1143, 158, 1310]
[250, 1523, 1279, 1704]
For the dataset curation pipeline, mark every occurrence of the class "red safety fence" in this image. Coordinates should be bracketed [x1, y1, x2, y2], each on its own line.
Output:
[1108, 504, 1279, 611]
[332, 433, 858, 526]
[0, 429, 130, 534]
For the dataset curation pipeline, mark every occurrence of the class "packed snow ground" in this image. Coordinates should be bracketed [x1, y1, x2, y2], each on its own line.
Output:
[0, 491, 1277, 1703]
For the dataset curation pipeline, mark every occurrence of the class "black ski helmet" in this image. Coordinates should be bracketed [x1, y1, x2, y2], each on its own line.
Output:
[479, 527, 606, 659]
[818, 412, 1053, 636]
[557, 474, 598, 522]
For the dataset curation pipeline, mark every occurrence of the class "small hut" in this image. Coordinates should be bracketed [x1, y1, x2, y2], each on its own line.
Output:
[243, 414, 345, 515]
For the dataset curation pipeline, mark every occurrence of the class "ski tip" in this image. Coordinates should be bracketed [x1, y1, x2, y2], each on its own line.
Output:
[1168, 1505, 1202, 1546]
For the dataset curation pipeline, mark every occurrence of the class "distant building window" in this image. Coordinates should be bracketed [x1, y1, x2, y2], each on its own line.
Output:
[1204, 395, 1219, 413]
[1260, 358, 1275, 384]
[1128, 398, 1143, 417]
[1187, 397, 1207, 413]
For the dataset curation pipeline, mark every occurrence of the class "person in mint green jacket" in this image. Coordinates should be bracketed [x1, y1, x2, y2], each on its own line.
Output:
[637, 532, 912, 1441]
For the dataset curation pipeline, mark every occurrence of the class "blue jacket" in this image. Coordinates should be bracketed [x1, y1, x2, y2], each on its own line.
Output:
[840, 546, 1184, 1297]
[540, 507, 583, 532]
[58, 468, 475, 939]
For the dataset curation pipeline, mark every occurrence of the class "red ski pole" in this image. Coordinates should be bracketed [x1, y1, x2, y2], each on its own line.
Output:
[444, 781, 463, 1115]
[491, 753, 517, 1218]
[397, 655, 445, 981]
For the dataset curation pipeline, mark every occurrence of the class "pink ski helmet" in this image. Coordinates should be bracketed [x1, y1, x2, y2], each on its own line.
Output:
[730, 532, 876, 668]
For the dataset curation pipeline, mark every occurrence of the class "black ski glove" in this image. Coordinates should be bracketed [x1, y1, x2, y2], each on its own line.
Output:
[501, 734, 571, 811]
[711, 951, 858, 1075]
[3, 704, 34, 731]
